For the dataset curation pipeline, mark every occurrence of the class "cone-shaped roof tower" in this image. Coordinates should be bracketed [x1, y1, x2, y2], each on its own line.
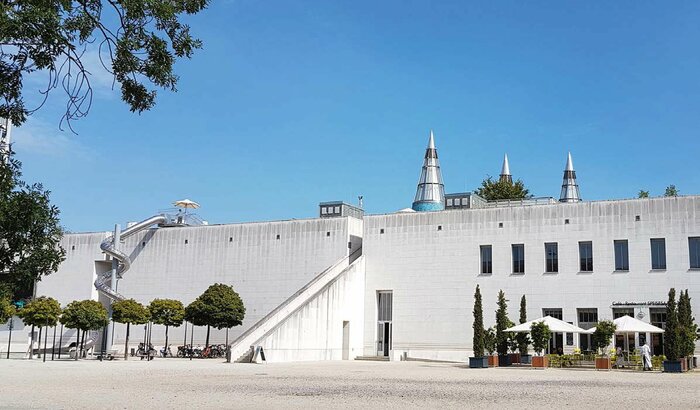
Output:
[499, 154, 512, 183]
[412, 130, 445, 211]
[559, 152, 581, 202]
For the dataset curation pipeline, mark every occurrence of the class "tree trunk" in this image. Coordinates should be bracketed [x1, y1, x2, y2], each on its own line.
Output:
[37, 327, 42, 359]
[74, 330, 79, 361]
[29, 325, 35, 359]
[79, 330, 85, 359]
[43, 323, 48, 363]
[124, 323, 130, 360]
[205, 325, 210, 348]
[164, 325, 169, 357]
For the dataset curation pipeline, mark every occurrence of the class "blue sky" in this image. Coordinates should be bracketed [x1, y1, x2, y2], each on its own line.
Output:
[11, 1, 700, 232]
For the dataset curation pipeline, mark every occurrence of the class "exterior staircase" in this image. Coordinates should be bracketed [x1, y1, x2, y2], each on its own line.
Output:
[228, 248, 363, 363]
[355, 356, 389, 362]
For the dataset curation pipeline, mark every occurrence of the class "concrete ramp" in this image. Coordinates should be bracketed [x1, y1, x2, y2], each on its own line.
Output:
[230, 250, 364, 363]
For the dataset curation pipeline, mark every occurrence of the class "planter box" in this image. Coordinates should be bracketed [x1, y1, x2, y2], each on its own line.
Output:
[531, 356, 548, 368]
[663, 360, 683, 373]
[520, 354, 532, 365]
[498, 354, 511, 367]
[508, 353, 521, 365]
[595, 357, 611, 370]
[469, 357, 489, 368]
[487, 355, 499, 367]
[681, 357, 688, 372]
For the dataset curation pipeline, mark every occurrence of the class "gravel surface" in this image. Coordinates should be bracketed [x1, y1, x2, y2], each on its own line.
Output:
[2, 358, 699, 409]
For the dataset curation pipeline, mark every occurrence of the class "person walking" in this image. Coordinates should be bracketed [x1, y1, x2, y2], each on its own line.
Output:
[640, 342, 652, 371]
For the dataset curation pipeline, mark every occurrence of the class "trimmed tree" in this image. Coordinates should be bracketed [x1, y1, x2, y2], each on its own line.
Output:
[516, 295, 529, 355]
[149, 299, 185, 355]
[112, 299, 151, 360]
[592, 320, 617, 356]
[472, 285, 484, 358]
[530, 321, 551, 356]
[17, 296, 61, 359]
[191, 284, 246, 347]
[484, 327, 497, 356]
[495, 290, 509, 356]
[678, 290, 697, 362]
[60, 300, 109, 360]
[664, 288, 680, 361]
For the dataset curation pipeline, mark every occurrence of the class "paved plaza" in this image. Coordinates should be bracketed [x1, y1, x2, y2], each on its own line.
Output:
[2, 359, 699, 409]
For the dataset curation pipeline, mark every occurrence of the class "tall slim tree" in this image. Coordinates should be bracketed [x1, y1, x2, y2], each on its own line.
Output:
[516, 295, 529, 355]
[112, 299, 150, 360]
[495, 290, 509, 356]
[678, 290, 697, 361]
[0, 149, 64, 300]
[664, 288, 680, 361]
[149, 298, 185, 356]
[1, 0, 210, 129]
[472, 285, 484, 358]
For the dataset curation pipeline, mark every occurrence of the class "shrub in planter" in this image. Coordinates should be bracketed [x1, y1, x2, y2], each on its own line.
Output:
[469, 285, 488, 369]
[507, 332, 520, 365]
[663, 288, 684, 373]
[484, 326, 498, 367]
[530, 321, 551, 368]
[593, 320, 616, 370]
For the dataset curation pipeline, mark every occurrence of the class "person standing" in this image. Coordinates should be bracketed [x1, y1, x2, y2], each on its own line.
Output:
[640, 342, 652, 371]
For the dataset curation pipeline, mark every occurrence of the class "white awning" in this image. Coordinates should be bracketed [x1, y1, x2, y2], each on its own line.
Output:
[586, 315, 664, 334]
[504, 316, 589, 333]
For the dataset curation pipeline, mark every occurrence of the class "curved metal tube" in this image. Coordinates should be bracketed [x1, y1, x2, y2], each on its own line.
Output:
[95, 215, 167, 301]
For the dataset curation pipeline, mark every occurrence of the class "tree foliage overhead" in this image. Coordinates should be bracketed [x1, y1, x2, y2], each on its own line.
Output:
[17, 295, 61, 326]
[149, 298, 184, 328]
[112, 298, 149, 325]
[638, 190, 649, 198]
[0, 296, 15, 323]
[0, 150, 64, 300]
[60, 299, 108, 331]
[475, 176, 531, 201]
[471, 285, 484, 358]
[0, 0, 209, 129]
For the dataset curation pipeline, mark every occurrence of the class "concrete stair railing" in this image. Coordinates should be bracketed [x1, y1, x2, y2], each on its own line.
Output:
[229, 248, 362, 363]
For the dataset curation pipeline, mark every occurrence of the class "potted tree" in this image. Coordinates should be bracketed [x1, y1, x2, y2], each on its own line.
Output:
[507, 325, 520, 365]
[484, 327, 498, 367]
[663, 288, 683, 373]
[593, 320, 616, 370]
[517, 295, 531, 364]
[678, 289, 697, 371]
[530, 321, 550, 368]
[495, 290, 511, 366]
[469, 285, 488, 368]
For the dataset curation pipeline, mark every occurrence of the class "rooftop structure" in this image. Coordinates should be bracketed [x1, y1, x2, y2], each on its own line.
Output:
[559, 152, 581, 202]
[499, 154, 512, 183]
[412, 131, 445, 212]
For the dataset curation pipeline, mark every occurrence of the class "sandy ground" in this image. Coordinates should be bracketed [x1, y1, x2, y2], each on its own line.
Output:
[1, 358, 699, 409]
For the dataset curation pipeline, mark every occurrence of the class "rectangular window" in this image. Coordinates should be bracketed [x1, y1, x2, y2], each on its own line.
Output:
[651, 238, 666, 270]
[614, 240, 629, 271]
[480, 245, 492, 274]
[542, 308, 563, 320]
[689, 237, 700, 269]
[512, 244, 525, 274]
[612, 307, 634, 319]
[577, 308, 598, 326]
[446, 198, 453, 206]
[545, 242, 558, 273]
[377, 291, 393, 322]
[579, 241, 593, 272]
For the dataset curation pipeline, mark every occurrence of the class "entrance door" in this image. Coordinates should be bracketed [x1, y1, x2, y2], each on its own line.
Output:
[342, 321, 350, 360]
[377, 291, 393, 357]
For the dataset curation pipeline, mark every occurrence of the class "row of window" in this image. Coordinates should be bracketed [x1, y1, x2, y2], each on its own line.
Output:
[480, 237, 700, 274]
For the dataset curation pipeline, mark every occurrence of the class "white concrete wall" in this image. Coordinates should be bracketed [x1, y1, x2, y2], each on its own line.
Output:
[255, 257, 365, 362]
[362, 196, 700, 361]
[36, 216, 360, 350]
